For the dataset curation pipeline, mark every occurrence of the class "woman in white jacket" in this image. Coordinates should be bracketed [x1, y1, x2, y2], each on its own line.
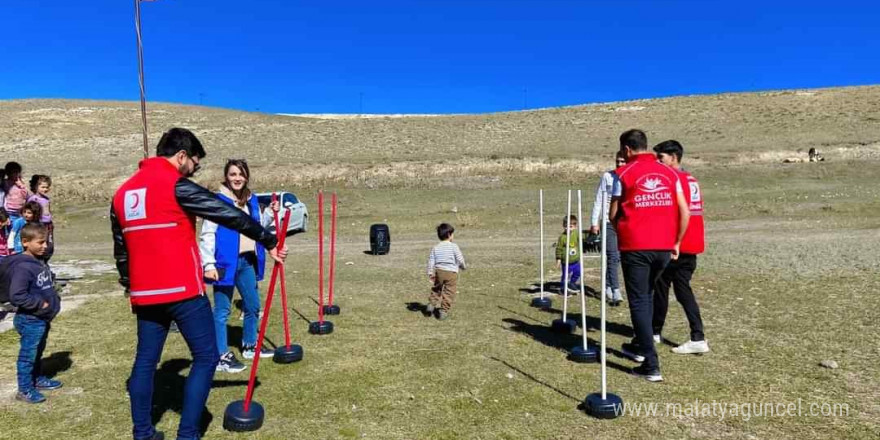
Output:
[199, 159, 278, 373]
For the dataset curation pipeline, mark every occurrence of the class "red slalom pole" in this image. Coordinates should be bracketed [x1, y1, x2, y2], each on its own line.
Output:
[277, 210, 293, 348]
[328, 192, 337, 307]
[308, 191, 335, 335]
[243, 263, 281, 412]
[317, 191, 325, 323]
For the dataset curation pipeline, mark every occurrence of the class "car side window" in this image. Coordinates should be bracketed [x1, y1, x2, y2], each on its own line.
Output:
[283, 193, 298, 206]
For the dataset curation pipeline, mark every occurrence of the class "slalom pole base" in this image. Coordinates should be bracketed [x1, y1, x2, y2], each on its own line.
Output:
[550, 318, 577, 334]
[322, 305, 341, 315]
[530, 297, 552, 309]
[568, 344, 599, 363]
[223, 400, 265, 432]
[583, 392, 624, 419]
[308, 320, 334, 335]
[273, 344, 304, 364]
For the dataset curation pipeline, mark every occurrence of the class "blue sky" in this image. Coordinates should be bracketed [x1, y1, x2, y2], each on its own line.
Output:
[0, 1, 876, 114]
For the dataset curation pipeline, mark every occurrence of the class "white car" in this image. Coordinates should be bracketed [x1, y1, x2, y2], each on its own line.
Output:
[257, 192, 308, 236]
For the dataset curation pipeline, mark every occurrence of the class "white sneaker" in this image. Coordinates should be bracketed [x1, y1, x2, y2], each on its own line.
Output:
[604, 287, 613, 301]
[653, 334, 661, 344]
[672, 340, 710, 354]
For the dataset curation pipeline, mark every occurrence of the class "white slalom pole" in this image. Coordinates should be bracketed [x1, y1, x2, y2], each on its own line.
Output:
[562, 190, 572, 319]
[578, 190, 587, 350]
[539, 189, 545, 300]
[600, 191, 609, 399]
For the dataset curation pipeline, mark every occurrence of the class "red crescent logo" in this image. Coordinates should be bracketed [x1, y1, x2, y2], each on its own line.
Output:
[130, 193, 140, 210]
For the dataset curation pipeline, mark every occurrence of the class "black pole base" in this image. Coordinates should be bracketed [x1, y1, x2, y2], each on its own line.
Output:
[322, 304, 341, 315]
[273, 344, 304, 364]
[223, 400, 265, 432]
[550, 318, 577, 334]
[530, 297, 552, 309]
[308, 320, 334, 335]
[568, 345, 599, 363]
[583, 393, 624, 419]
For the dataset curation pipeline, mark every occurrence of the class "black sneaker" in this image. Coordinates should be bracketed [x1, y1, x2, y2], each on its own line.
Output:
[216, 351, 246, 373]
[632, 364, 663, 382]
[139, 431, 165, 440]
[242, 345, 274, 360]
[621, 342, 645, 363]
[424, 304, 435, 314]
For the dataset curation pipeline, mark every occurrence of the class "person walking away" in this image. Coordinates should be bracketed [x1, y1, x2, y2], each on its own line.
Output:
[425, 223, 467, 320]
[651, 140, 709, 354]
[610, 129, 690, 383]
[111, 128, 285, 440]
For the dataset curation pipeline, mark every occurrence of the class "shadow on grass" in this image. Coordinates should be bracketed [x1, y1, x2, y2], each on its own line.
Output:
[518, 281, 562, 294]
[150, 359, 259, 436]
[42, 351, 73, 379]
[542, 307, 634, 338]
[405, 302, 433, 317]
[496, 306, 545, 324]
[500, 319, 633, 375]
[489, 356, 580, 402]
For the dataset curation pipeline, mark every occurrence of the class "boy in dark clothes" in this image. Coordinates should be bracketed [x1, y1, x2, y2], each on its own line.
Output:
[4, 223, 62, 403]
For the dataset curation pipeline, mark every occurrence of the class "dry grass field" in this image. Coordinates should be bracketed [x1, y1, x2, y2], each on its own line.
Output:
[0, 86, 878, 439]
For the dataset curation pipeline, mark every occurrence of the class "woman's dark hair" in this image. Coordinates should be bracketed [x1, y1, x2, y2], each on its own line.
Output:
[0, 210, 8, 224]
[223, 159, 251, 205]
[21, 200, 43, 223]
[29, 174, 52, 193]
[437, 223, 455, 240]
[156, 128, 206, 159]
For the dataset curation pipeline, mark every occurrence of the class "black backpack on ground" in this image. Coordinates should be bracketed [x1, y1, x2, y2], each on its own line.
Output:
[369, 224, 390, 255]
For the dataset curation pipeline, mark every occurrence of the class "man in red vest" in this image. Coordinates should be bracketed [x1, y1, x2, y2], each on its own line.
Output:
[111, 128, 285, 440]
[651, 140, 709, 355]
[610, 129, 690, 383]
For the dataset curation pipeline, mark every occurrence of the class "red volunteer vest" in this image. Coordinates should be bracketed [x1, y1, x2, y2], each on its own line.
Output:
[112, 157, 204, 306]
[615, 154, 681, 252]
[677, 170, 705, 255]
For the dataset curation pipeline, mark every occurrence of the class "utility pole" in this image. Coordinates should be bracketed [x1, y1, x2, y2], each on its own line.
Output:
[134, 0, 157, 159]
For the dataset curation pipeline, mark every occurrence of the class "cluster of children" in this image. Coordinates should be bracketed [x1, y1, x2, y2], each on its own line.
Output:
[0, 161, 63, 404]
[1, 162, 56, 263]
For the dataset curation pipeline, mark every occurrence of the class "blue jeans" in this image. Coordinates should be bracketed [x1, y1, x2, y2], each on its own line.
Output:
[213, 253, 261, 352]
[605, 223, 621, 291]
[129, 295, 219, 440]
[561, 261, 581, 287]
[14, 314, 50, 392]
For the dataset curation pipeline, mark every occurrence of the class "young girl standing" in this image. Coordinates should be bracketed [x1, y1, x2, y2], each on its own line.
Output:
[27, 175, 54, 262]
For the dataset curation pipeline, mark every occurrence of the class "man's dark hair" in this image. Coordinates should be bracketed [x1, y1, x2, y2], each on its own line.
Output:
[20, 223, 48, 243]
[437, 223, 455, 240]
[619, 129, 648, 151]
[653, 140, 684, 161]
[156, 128, 206, 159]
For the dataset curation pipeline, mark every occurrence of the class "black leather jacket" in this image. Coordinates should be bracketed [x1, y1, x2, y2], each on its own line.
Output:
[110, 178, 278, 289]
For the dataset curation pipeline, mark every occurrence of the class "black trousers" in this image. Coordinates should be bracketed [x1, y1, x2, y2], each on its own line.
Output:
[620, 250, 671, 370]
[653, 254, 705, 341]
